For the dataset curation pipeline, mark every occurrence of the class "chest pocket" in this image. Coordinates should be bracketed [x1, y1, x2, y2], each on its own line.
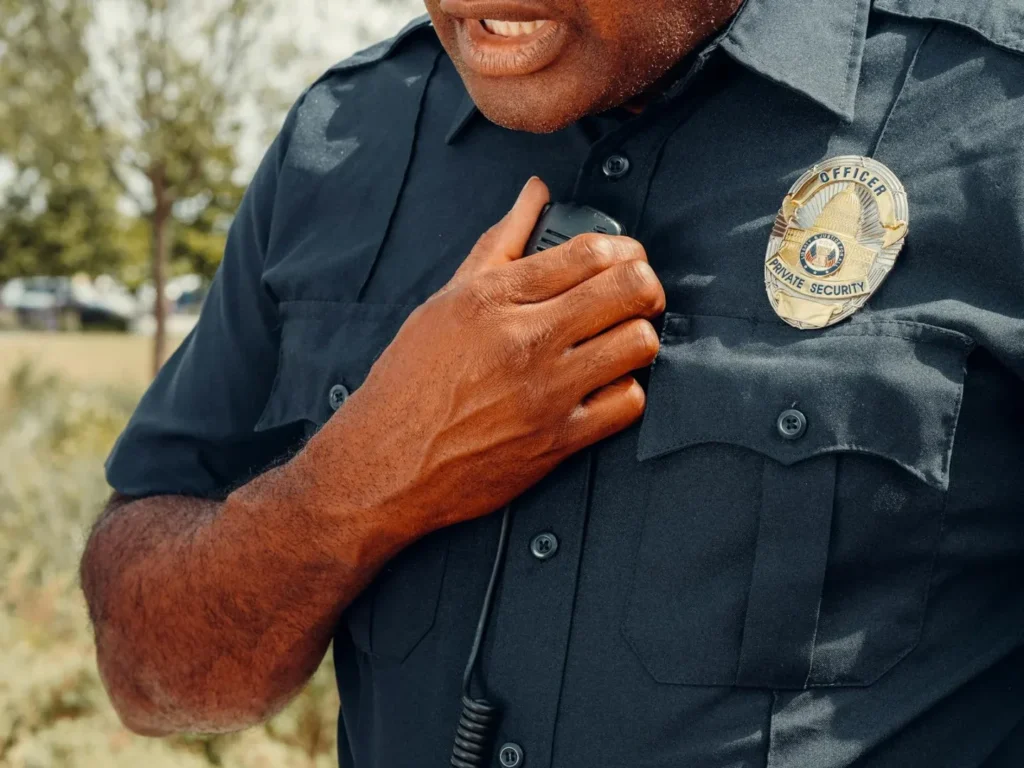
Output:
[256, 300, 450, 665]
[623, 313, 974, 689]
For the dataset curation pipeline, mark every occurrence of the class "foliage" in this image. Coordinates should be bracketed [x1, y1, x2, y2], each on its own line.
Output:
[0, 365, 340, 768]
[0, 0, 280, 371]
[0, 183, 147, 283]
[0, 0, 428, 288]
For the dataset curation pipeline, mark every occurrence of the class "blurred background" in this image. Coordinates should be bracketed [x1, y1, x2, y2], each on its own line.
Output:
[0, 1, 422, 765]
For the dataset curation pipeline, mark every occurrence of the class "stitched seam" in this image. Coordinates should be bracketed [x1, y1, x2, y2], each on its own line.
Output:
[764, 691, 779, 768]
[872, 23, 937, 156]
[620, 460, 672, 683]
[355, 49, 442, 302]
[840, 0, 870, 118]
[875, 2, 1024, 52]
[550, 451, 597, 764]
[811, 479, 952, 689]
[803, 457, 838, 688]
[734, 458, 768, 687]
[670, 313, 975, 347]
[253, 321, 290, 431]
[643, 440, 946, 490]
[941, 348, 971, 491]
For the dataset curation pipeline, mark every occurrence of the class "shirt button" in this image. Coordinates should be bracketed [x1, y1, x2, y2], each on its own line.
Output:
[777, 409, 808, 440]
[328, 384, 350, 411]
[602, 154, 631, 180]
[530, 532, 559, 561]
[499, 743, 524, 768]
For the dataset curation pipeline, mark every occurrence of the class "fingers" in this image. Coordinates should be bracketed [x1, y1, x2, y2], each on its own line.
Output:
[564, 376, 647, 450]
[504, 234, 648, 303]
[547, 258, 666, 346]
[460, 177, 550, 274]
[565, 319, 660, 395]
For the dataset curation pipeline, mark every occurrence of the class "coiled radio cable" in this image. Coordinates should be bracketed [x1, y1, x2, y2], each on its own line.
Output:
[449, 505, 512, 768]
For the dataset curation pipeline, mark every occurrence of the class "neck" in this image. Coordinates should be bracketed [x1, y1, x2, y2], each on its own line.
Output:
[622, 0, 745, 114]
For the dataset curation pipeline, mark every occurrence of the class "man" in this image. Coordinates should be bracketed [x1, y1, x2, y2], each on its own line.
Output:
[81, 0, 1024, 765]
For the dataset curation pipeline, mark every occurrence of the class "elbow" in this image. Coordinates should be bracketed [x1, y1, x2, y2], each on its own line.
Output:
[97, 650, 269, 736]
[95, 649, 179, 738]
[94, 638, 276, 737]
[114, 705, 177, 739]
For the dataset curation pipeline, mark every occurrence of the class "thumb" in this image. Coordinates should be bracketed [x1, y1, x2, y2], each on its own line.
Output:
[463, 177, 551, 272]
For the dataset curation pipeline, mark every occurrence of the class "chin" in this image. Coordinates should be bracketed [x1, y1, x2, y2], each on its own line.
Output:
[462, 74, 601, 135]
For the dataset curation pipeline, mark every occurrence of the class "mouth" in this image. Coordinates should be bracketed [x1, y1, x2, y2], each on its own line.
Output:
[440, 1, 568, 78]
[479, 19, 551, 37]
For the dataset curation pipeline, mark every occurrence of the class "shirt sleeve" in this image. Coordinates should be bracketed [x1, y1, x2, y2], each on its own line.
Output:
[106, 109, 304, 499]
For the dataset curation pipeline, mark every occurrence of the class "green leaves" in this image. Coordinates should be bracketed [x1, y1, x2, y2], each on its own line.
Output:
[0, 0, 260, 283]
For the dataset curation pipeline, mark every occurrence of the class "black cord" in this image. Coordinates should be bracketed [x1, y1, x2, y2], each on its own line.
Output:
[450, 505, 512, 768]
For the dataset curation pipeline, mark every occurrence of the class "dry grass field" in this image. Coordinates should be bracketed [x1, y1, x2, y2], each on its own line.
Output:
[0, 332, 339, 768]
[0, 332, 184, 392]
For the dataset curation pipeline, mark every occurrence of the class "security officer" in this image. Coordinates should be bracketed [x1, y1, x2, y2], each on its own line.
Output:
[82, 0, 1024, 766]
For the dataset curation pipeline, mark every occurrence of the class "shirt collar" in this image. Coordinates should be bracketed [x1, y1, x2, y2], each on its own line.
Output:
[720, 0, 870, 122]
[446, 0, 870, 143]
[446, 90, 479, 144]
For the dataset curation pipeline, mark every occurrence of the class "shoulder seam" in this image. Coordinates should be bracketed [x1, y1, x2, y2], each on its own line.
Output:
[306, 14, 435, 93]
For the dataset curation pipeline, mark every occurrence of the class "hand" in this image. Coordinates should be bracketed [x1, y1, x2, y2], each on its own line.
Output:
[326, 177, 665, 534]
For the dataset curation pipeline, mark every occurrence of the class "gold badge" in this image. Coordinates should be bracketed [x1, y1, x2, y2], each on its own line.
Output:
[765, 156, 908, 330]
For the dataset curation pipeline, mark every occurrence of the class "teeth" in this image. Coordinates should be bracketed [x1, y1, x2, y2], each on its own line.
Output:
[482, 19, 549, 37]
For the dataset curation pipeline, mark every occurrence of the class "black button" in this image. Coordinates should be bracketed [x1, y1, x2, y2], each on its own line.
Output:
[499, 743, 524, 768]
[602, 154, 630, 180]
[777, 409, 807, 440]
[530, 532, 559, 561]
[328, 384, 350, 411]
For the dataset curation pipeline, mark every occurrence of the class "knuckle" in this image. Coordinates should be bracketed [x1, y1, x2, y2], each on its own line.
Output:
[570, 233, 616, 269]
[477, 220, 504, 248]
[633, 320, 661, 358]
[458, 275, 504, 319]
[621, 261, 664, 309]
[466, 228, 498, 264]
[619, 237, 648, 262]
[577, 346, 610, 381]
[623, 378, 647, 414]
[492, 317, 553, 371]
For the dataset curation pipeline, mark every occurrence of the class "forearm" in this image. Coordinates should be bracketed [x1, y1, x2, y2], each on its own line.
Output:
[82, 429, 413, 736]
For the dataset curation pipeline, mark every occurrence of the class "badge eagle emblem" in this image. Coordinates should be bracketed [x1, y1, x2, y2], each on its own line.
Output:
[765, 156, 908, 330]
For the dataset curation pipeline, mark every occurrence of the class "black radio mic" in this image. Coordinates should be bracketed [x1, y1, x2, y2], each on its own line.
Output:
[449, 202, 626, 768]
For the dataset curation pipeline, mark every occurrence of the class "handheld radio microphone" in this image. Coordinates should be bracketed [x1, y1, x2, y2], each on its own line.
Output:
[449, 202, 626, 768]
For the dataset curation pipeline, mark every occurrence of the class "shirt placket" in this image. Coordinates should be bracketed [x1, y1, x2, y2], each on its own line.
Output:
[484, 450, 594, 768]
[483, 58, 733, 768]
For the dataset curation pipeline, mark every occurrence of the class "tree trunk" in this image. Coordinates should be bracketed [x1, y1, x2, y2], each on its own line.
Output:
[150, 176, 172, 378]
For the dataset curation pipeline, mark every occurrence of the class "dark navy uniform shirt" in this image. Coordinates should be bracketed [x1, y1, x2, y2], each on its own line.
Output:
[107, 0, 1024, 765]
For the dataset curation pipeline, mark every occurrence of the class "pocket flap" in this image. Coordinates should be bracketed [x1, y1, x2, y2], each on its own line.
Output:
[255, 301, 418, 431]
[637, 314, 974, 490]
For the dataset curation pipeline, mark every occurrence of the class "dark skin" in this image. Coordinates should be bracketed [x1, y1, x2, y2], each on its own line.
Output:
[81, 0, 743, 737]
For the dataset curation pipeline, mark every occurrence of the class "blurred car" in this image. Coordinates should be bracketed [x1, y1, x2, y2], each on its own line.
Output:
[0, 275, 138, 331]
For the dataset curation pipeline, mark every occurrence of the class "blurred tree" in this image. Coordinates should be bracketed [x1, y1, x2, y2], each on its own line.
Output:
[0, 0, 290, 375]
[0, 183, 146, 281]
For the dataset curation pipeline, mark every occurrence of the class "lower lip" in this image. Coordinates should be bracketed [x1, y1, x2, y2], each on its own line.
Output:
[454, 18, 568, 77]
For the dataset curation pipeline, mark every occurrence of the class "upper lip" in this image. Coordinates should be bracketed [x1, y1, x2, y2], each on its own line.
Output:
[439, 0, 557, 21]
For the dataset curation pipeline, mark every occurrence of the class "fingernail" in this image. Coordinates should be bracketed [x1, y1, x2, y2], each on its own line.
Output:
[518, 177, 539, 198]
[514, 181, 530, 206]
